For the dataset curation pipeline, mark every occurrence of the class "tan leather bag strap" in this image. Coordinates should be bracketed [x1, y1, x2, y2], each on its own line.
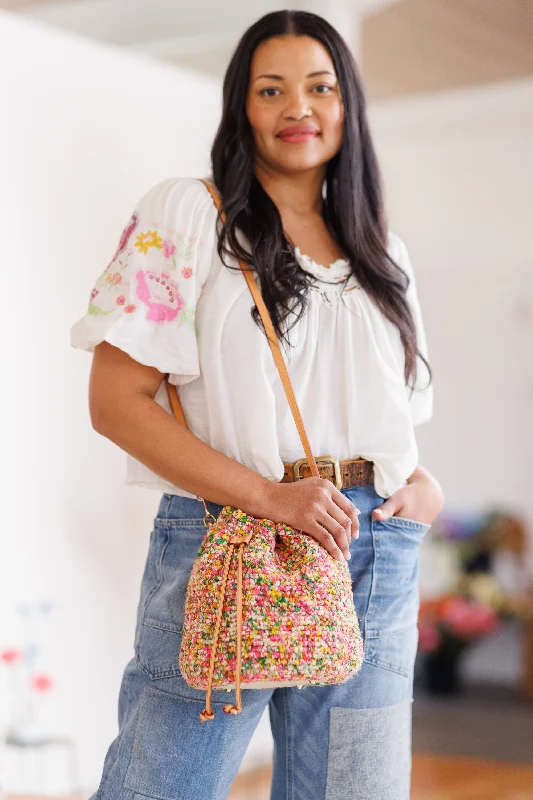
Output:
[164, 178, 318, 478]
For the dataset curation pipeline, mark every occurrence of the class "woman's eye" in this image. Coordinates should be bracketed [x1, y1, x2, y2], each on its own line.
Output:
[258, 84, 334, 98]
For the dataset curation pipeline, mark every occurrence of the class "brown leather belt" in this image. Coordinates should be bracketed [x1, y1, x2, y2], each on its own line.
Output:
[281, 456, 374, 490]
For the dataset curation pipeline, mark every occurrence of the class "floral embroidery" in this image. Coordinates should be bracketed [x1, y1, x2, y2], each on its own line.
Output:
[178, 306, 195, 330]
[135, 230, 163, 254]
[179, 239, 196, 261]
[135, 269, 184, 322]
[87, 258, 129, 314]
[293, 248, 360, 308]
[163, 240, 176, 258]
[105, 271, 122, 286]
[162, 238, 195, 270]
[106, 212, 138, 269]
[87, 303, 115, 316]
[85, 215, 199, 324]
[118, 213, 138, 253]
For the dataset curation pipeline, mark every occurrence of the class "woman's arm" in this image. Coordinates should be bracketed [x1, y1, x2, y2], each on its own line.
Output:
[90, 341, 274, 512]
[89, 341, 359, 561]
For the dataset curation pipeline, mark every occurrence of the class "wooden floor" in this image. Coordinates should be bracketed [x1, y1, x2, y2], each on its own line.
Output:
[229, 753, 533, 800]
[6, 754, 533, 800]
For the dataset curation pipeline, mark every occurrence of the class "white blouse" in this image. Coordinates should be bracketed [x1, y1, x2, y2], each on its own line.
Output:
[70, 176, 433, 499]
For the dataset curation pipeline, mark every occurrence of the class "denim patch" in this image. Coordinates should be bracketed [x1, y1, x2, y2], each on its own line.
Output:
[325, 700, 412, 800]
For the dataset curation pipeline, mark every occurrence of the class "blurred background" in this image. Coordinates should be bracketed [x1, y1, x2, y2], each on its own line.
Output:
[1, 1, 532, 798]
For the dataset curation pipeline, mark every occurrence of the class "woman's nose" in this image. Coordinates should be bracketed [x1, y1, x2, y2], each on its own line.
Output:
[282, 93, 312, 120]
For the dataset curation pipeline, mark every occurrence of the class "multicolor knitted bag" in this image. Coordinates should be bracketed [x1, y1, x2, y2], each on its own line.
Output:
[165, 179, 364, 721]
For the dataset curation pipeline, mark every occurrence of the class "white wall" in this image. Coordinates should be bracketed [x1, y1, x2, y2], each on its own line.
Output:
[0, 11, 221, 793]
[370, 79, 533, 528]
[370, 79, 533, 685]
[1, 7, 531, 791]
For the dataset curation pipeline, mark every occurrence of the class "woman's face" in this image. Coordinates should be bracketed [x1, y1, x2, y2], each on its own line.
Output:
[245, 35, 345, 176]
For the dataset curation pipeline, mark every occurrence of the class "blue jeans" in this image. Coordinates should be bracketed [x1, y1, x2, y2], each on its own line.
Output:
[91, 484, 430, 800]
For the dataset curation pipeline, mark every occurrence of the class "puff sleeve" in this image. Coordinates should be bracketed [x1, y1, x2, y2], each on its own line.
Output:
[389, 232, 434, 426]
[70, 176, 215, 385]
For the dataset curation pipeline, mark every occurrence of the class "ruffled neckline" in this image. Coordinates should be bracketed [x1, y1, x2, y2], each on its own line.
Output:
[294, 245, 352, 284]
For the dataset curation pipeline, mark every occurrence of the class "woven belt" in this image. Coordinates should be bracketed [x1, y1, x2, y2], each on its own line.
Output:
[281, 456, 374, 491]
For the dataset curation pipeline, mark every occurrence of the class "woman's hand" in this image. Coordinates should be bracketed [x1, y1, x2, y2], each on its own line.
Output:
[372, 467, 444, 526]
[255, 478, 360, 563]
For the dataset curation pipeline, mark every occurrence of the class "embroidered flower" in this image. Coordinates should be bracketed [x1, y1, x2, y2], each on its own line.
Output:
[181, 266, 193, 279]
[87, 303, 115, 316]
[180, 240, 197, 261]
[135, 230, 163, 254]
[108, 212, 138, 265]
[119, 215, 138, 253]
[124, 304, 136, 314]
[135, 270, 184, 322]
[90, 288, 99, 302]
[116, 295, 126, 306]
[105, 272, 122, 286]
[163, 240, 176, 258]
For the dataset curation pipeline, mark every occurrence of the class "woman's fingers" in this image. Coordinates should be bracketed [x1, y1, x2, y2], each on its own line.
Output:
[333, 492, 361, 539]
[308, 522, 346, 563]
[315, 489, 362, 559]
[304, 481, 362, 560]
[317, 507, 352, 559]
[258, 477, 362, 562]
[321, 492, 362, 555]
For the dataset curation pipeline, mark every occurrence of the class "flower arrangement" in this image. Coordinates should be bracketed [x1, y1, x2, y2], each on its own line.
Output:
[417, 509, 533, 693]
[0, 601, 56, 742]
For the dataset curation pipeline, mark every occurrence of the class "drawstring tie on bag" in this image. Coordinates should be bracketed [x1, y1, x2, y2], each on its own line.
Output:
[199, 501, 252, 722]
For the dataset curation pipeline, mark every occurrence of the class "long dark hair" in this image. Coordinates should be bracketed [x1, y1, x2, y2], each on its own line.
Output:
[210, 9, 431, 392]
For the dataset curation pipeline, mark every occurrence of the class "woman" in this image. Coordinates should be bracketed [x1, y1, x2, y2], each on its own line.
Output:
[71, 9, 444, 800]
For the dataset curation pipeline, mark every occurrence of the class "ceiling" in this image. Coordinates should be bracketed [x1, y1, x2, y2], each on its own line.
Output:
[2, 0, 532, 99]
[364, 0, 533, 99]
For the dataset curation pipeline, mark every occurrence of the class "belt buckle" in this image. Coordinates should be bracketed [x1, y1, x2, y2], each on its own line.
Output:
[293, 455, 343, 491]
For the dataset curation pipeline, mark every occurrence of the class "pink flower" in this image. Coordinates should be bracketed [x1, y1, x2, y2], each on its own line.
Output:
[116, 295, 126, 306]
[90, 288, 99, 302]
[443, 598, 500, 641]
[1, 648, 22, 665]
[163, 240, 176, 259]
[30, 673, 55, 693]
[418, 623, 441, 654]
[181, 266, 193, 279]
[124, 304, 136, 314]
[135, 270, 184, 322]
